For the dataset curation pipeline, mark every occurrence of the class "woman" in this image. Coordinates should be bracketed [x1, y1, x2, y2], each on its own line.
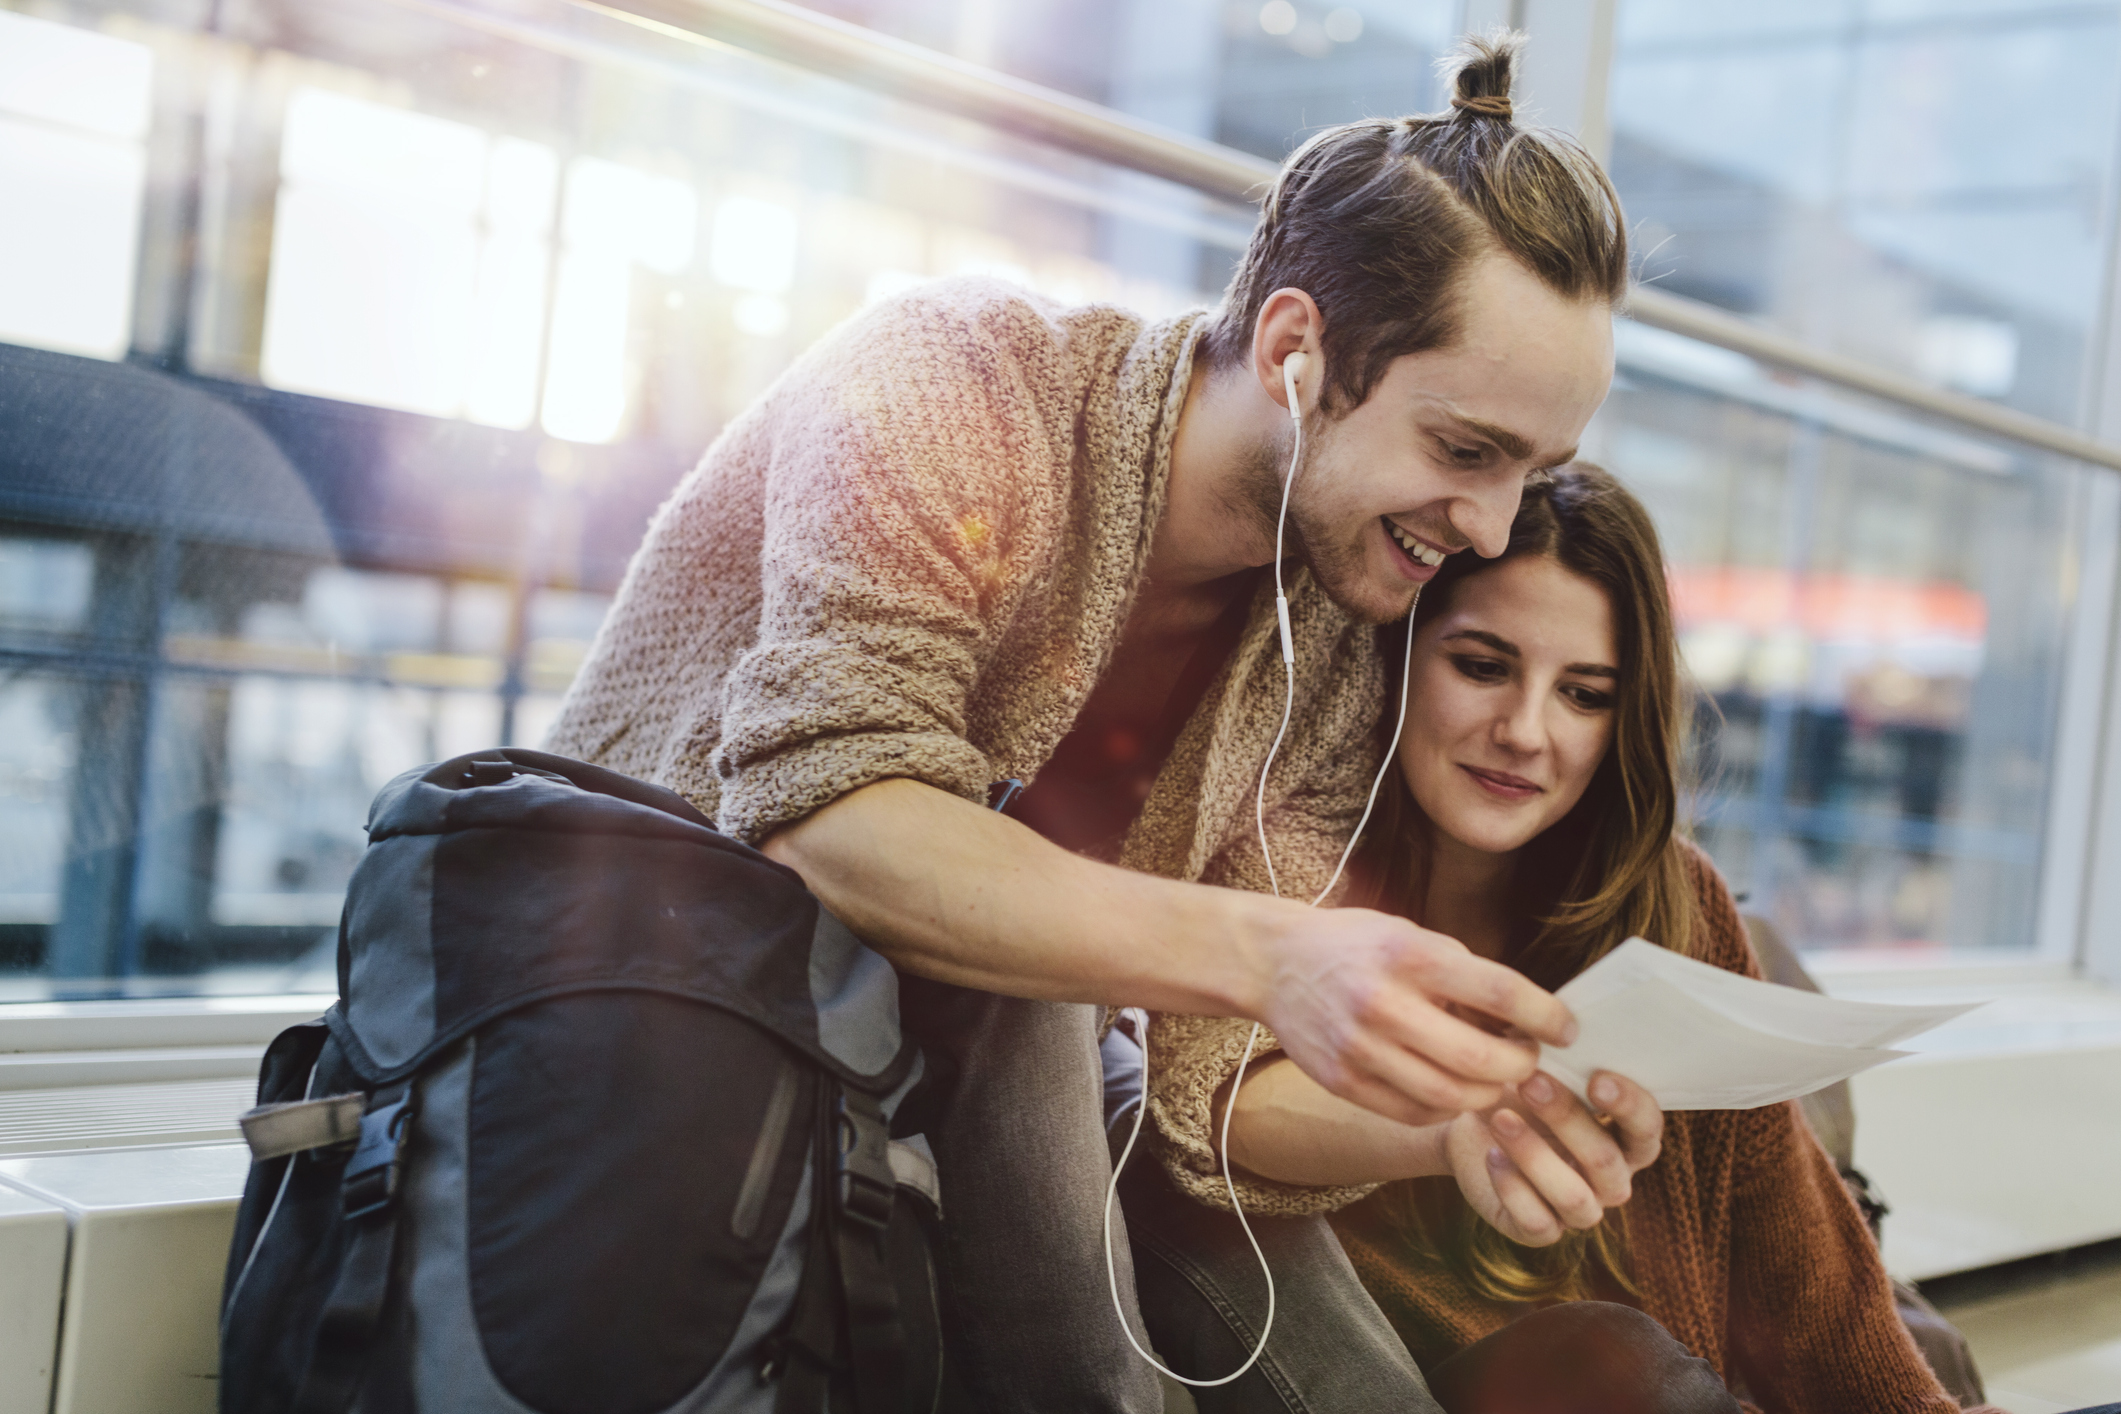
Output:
[1207, 464, 2003, 1413]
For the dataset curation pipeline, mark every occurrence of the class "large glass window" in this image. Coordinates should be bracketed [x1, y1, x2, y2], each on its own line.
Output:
[1609, 1, 2121, 423]
[0, 0, 1263, 998]
[0, 11, 151, 359]
[3, 0, 2113, 994]
[1586, 331, 2087, 958]
[1602, 0, 2121, 959]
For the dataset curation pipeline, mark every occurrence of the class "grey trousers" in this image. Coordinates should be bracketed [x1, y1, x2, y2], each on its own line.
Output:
[896, 978, 1439, 1413]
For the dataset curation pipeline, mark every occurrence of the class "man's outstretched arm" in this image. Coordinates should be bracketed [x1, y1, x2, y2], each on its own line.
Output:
[761, 777, 1577, 1127]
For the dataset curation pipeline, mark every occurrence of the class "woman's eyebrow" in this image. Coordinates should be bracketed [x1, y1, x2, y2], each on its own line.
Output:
[1447, 629, 1618, 679]
[1443, 629, 1518, 656]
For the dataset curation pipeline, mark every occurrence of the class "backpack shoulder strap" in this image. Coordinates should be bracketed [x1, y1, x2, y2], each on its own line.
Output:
[291, 1080, 416, 1414]
[832, 1088, 907, 1414]
[766, 1080, 915, 1414]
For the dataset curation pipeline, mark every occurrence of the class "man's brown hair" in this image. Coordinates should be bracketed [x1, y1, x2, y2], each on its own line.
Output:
[1200, 31, 1629, 412]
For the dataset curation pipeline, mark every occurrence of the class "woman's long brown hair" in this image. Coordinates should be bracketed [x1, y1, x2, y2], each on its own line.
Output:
[1355, 462, 1697, 1304]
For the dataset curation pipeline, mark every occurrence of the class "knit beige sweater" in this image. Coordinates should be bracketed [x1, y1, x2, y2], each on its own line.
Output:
[546, 278, 1382, 1211]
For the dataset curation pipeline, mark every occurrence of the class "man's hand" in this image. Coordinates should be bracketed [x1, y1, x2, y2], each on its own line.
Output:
[763, 778, 1576, 1130]
[1443, 1069, 1663, 1246]
[1255, 909, 1579, 1127]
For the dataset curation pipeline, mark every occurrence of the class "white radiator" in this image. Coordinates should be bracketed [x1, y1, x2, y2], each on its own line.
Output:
[0, 1144, 250, 1414]
[1833, 973, 2121, 1280]
[0, 1183, 68, 1414]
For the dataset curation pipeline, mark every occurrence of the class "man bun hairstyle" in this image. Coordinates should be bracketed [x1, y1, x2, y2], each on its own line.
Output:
[1201, 31, 1629, 413]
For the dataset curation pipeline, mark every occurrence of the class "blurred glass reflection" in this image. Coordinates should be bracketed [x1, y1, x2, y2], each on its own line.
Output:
[1590, 344, 2077, 957]
[1610, 0, 2121, 424]
[0, 0, 2113, 995]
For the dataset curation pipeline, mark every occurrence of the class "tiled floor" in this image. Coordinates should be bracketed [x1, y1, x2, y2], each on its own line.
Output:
[1928, 1244, 2121, 1414]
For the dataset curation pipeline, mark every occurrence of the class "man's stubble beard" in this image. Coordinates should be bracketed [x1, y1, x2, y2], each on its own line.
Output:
[1226, 422, 1413, 628]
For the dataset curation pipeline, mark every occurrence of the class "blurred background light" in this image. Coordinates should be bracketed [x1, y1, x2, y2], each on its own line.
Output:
[467, 137, 559, 430]
[0, 12, 151, 361]
[540, 157, 700, 443]
[1323, 7, 1363, 44]
[260, 89, 486, 417]
[733, 293, 791, 337]
[1916, 316, 2020, 400]
[0, 9, 151, 138]
[865, 269, 928, 305]
[466, 232, 550, 430]
[484, 137, 558, 236]
[541, 248, 631, 443]
[560, 156, 698, 273]
[709, 194, 799, 293]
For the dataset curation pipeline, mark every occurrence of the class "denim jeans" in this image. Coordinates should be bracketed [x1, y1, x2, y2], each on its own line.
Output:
[897, 978, 1440, 1413]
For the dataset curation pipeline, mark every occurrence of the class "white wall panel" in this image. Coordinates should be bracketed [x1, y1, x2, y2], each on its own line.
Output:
[0, 1144, 249, 1414]
[0, 1184, 66, 1414]
[1842, 981, 2121, 1279]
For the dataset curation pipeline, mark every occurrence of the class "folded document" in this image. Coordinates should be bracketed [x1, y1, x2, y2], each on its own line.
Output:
[1536, 938, 1981, 1111]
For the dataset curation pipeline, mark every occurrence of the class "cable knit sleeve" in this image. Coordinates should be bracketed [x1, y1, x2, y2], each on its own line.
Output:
[1679, 844, 2004, 1414]
[1140, 591, 1387, 1217]
[1144, 1014, 1381, 1217]
[1722, 1102, 1990, 1414]
[707, 288, 1066, 845]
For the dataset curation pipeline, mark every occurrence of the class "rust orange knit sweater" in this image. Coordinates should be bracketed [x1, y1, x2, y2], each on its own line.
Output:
[1331, 844, 2004, 1414]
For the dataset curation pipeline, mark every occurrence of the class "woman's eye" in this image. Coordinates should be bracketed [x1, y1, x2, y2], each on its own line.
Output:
[1563, 684, 1614, 711]
[1449, 655, 1507, 682]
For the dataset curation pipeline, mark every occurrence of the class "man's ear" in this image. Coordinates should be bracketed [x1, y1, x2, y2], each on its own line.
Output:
[1253, 287, 1324, 418]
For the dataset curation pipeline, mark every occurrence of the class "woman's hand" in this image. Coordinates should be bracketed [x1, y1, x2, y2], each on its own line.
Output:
[1444, 1070, 1662, 1247]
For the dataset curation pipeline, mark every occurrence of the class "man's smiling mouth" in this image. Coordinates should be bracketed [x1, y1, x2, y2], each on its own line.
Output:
[1384, 517, 1446, 567]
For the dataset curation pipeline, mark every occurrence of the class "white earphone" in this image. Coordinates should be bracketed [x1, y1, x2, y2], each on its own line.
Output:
[1102, 344, 1421, 1387]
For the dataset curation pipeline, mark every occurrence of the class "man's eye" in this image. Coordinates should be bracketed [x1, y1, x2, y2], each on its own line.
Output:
[1441, 441, 1483, 464]
[1449, 655, 1507, 682]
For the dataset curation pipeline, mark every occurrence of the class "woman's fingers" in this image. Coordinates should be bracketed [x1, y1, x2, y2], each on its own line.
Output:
[1450, 1074, 1655, 1249]
[1515, 1073, 1638, 1208]
[1488, 1107, 1603, 1231]
[1586, 1071, 1664, 1171]
[1449, 1115, 1552, 1245]
[1482, 1138, 1564, 1246]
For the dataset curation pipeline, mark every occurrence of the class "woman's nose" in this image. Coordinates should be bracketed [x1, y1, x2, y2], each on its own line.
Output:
[1491, 692, 1546, 754]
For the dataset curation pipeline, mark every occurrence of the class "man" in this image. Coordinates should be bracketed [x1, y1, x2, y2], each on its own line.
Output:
[550, 33, 1625, 1411]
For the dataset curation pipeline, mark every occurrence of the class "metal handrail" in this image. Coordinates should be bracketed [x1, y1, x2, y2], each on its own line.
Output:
[1623, 288, 2121, 472]
[572, 0, 1274, 198]
[587, 0, 2121, 475]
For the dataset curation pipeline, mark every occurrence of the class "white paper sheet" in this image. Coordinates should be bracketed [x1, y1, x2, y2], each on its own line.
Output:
[1536, 938, 1983, 1111]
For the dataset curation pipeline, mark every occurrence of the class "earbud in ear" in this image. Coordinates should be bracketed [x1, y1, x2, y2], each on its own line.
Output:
[1282, 351, 1309, 422]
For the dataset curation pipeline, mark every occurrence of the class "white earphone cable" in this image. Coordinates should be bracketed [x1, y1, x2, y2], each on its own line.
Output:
[1102, 362, 1421, 1386]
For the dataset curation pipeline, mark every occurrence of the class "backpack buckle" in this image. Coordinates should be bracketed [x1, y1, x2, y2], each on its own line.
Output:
[342, 1086, 416, 1220]
[833, 1091, 895, 1230]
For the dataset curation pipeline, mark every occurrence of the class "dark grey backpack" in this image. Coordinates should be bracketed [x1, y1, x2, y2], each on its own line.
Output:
[219, 749, 942, 1414]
